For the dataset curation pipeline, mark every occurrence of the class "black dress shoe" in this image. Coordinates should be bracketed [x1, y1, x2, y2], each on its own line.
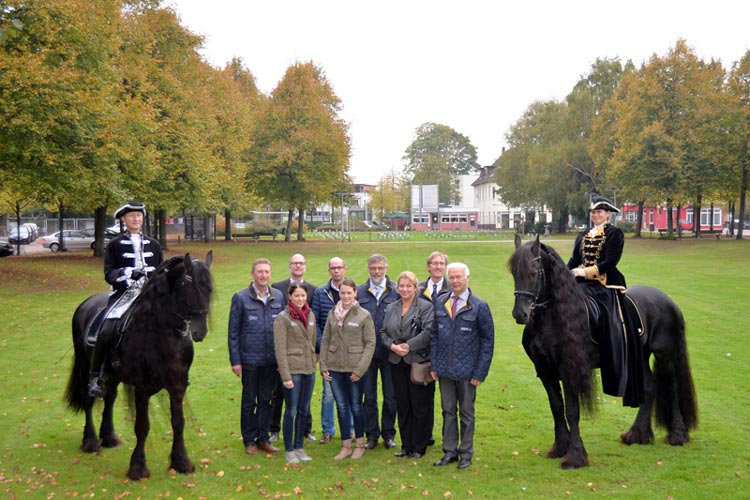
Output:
[408, 451, 423, 459]
[394, 448, 409, 457]
[457, 457, 472, 469]
[433, 454, 458, 466]
[384, 438, 397, 449]
[365, 437, 378, 450]
[427, 437, 435, 446]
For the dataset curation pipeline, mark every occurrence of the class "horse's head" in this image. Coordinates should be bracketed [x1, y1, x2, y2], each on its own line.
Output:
[166, 251, 214, 342]
[508, 235, 549, 325]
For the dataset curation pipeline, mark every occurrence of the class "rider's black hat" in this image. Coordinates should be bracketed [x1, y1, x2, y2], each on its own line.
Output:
[589, 196, 619, 213]
[114, 202, 146, 219]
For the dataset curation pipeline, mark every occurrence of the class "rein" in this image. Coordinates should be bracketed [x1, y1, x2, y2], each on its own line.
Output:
[513, 256, 552, 314]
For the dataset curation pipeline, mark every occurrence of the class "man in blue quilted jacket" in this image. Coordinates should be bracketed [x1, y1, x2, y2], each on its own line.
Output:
[228, 258, 285, 455]
[430, 262, 494, 470]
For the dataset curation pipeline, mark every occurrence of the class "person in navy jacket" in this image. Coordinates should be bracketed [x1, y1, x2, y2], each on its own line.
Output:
[430, 262, 494, 470]
[356, 254, 398, 450]
[228, 258, 285, 455]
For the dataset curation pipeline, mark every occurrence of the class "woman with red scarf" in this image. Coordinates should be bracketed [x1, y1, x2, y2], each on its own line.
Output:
[273, 283, 317, 464]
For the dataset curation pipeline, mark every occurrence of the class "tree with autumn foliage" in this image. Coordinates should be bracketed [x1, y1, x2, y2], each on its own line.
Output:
[403, 122, 479, 205]
[248, 61, 351, 241]
[368, 168, 411, 221]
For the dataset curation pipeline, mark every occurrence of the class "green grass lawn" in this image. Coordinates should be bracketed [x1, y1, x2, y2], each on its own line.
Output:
[1, 236, 748, 499]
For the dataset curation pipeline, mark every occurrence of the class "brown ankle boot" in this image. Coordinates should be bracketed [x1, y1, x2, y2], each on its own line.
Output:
[351, 437, 366, 459]
[333, 439, 352, 460]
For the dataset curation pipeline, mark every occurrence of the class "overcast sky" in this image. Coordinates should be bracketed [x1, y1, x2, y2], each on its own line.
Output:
[167, 0, 750, 185]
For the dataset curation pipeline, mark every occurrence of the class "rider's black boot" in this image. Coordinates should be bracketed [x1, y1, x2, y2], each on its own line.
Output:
[88, 324, 110, 398]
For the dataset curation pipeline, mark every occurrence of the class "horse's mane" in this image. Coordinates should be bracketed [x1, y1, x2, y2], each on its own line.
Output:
[121, 254, 213, 387]
[510, 241, 596, 411]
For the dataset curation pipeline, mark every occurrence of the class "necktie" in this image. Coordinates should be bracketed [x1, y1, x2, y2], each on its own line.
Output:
[374, 285, 381, 300]
[432, 283, 438, 301]
[451, 295, 459, 319]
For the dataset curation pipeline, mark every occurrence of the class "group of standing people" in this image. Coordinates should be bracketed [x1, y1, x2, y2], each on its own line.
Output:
[89, 195, 636, 471]
[227, 251, 495, 468]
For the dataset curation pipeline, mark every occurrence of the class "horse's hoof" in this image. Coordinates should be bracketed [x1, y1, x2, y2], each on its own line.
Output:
[170, 460, 195, 474]
[621, 428, 654, 445]
[666, 432, 689, 446]
[100, 435, 122, 448]
[546, 443, 567, 459]
[127, 465, 151, 481]
[81, 438, 100, 454]
[560, 454, 589, 469]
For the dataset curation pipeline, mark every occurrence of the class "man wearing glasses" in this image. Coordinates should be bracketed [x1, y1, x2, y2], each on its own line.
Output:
[270, 254, 318, 443]
[357, 254, 398, 450]
[311, 257, 348, 444]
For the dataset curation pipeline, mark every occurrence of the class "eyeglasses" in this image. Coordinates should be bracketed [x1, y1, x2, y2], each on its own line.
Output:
[291, 262, 306, 266]
[429, 261, 446, 267]
[368, 266, 386, 271]
[329, 266, 345, 271]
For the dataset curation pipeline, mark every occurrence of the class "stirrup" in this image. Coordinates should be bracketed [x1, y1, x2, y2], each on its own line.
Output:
[88, 376, 105, 398]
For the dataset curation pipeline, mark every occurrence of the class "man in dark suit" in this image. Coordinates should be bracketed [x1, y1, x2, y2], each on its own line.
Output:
[418, 251, 449, 302]
[270, 254, 317, 443]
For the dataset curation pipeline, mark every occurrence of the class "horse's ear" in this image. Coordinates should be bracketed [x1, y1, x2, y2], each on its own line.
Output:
[514, 233, 522, 249]
[205, 250, 213, 269]
[184, 253, 193, 274]
[531, 235, 541, 257]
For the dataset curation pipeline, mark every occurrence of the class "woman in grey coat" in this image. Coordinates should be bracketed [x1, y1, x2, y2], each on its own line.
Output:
[381, 271, 435, 459]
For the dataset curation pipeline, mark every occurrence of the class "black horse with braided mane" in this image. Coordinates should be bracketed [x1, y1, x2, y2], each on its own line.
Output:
[507, 237, 697, 469]
[65, 252, 213, 480]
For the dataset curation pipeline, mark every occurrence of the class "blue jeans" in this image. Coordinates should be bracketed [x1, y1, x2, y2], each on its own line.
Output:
[329, 371, 367, 439]
[240, 364, 276, 446]
[282, 373, 316, 451]
[321, 378, 336, 436]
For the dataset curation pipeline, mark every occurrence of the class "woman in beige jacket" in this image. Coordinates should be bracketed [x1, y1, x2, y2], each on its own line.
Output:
[319, 278, 376, 459]
[274, 283, 317, 465]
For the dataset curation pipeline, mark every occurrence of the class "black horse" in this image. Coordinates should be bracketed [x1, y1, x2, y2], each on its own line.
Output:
[508, 237, 697, 469]
[65, 252, 213, 480]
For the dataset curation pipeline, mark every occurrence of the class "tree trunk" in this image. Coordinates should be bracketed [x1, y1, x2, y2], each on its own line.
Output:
[58, 201, 66, 251]
[693, 191, 702, 238]
[738, 161, 748, 240]
[203, 213, 210, 243]
[634, 200, 644, 237]
[13, 201, 22, 256]
[297, 207, 305, 241]
[285, 208, 294, 242]
[665, 199, 674, 239]
[93, 206, 107, 257]
[225, 209, 232, 241]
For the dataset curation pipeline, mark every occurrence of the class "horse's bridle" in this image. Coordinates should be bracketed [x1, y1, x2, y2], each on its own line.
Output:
[513, 256, 551, 314]
[174, 272, 208, 340]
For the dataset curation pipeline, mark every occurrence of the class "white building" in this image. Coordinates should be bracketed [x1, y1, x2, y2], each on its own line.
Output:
[471, 166, 552, 230]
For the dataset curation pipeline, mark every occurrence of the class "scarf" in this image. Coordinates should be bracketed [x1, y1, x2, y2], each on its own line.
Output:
[288, 301, 310, 325]
[333, 300, 357, 326]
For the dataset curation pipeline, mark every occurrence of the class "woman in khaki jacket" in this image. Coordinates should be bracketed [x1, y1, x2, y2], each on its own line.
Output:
[319, 278, 376, 460]
[274, 283, 317, 465]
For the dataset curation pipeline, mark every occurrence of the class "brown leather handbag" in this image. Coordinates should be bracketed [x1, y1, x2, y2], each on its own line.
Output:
[410, 361, 433, 385]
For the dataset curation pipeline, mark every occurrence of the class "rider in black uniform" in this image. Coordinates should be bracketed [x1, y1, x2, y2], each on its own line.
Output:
[88, 202, 163, 397]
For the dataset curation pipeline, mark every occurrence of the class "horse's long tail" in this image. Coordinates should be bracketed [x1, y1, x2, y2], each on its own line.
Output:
[653, 306, 698, 431]
[64, 308, 89, 413]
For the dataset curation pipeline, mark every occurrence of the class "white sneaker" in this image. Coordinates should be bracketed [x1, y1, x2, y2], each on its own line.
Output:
[284, 451, 299, 464]
[295, 449, 312, 461]
[269, 432, 280, 443]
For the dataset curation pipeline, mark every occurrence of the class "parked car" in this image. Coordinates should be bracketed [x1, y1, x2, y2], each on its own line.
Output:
[41, 230, 97, 251]
[0, 240, 13, 257]
[8, 226, 32, 244]
[81, 227, 117, 245]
